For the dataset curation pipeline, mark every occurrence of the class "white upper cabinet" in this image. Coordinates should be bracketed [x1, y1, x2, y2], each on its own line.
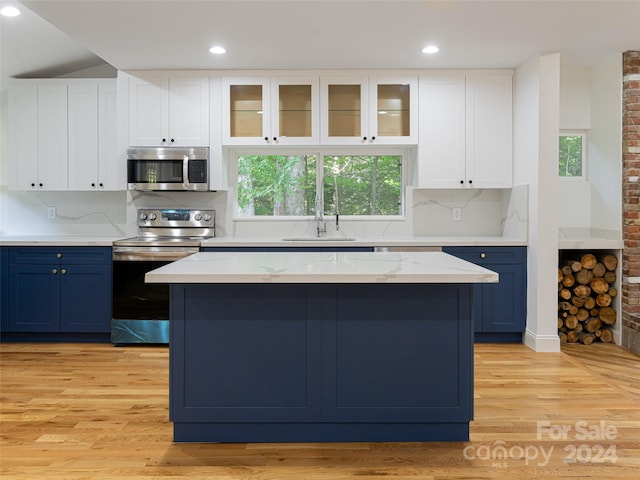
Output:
[272, 77, 319, 145]
[418, 75, 466, 188]
[10, 79, 122, 192]
[465, 75, 513, 188]
[369, 77, 418, 145]
[68, 80, 120, 191]
[321, 76, 417, 145]
[222, 76, 319, 145]
[9, 81, 68, 191]
[320, 76, 369, 145]
[9, 82, 39, 190]
[222, 77, 270, 145]
[128, 73, 210, 146]
[418, 73, 512, 188]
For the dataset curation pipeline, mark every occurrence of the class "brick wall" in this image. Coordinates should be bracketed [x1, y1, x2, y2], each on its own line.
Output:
[622, 50, 640, 354]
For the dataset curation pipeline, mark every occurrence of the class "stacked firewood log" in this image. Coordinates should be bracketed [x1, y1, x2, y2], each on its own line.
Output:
[558, 253, 617, 344]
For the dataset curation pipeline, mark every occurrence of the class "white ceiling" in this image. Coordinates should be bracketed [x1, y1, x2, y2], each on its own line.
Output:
[2, 0, 640, 79]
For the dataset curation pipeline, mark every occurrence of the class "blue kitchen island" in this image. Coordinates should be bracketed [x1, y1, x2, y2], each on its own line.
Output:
[146, 251, 498, 443]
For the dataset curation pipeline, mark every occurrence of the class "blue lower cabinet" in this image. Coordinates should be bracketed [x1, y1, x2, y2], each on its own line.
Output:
[170, 282, 474, 442]
[8, 262, 61, 332]
[5, 247, 112, 337]
[60, 262, 112, 333]
[443, 246, 527, 343]
[1, 248, 8, 332]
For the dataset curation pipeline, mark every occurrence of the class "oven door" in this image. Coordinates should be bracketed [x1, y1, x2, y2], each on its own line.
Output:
[111, 248, 196, 344]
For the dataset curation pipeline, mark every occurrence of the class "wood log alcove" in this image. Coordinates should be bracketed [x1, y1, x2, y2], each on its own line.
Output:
[558, 250, 618, 345]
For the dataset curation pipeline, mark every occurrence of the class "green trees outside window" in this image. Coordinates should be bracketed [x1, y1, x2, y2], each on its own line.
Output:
[322, 155, 402, 216]
[559, 134, 584, 177]
[237, 155, 317, 216]
[236, 154, 402, 217]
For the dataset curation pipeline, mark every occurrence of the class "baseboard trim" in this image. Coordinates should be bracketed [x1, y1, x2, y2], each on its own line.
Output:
[523, 330, 561, 352]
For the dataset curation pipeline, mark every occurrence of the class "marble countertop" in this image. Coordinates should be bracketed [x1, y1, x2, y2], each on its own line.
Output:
[0, 234, 527, 247]
[557, 236, 623, 249]
[558, 238, 624, 249]
[0, 235, 120, 246]
[145, 251, 500, 284]
[0, 233, 624, 250]
[200, 235, 527, 247]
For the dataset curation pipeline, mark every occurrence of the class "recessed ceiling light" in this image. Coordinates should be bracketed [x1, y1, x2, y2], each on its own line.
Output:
[209, 46, 226, 55]
[0, 6, 21, 17]
[422, 45, 439, 54]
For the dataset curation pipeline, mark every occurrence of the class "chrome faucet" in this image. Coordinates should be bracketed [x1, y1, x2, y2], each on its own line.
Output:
[315, 174, 340, 236]
[315, 195, 327, 237]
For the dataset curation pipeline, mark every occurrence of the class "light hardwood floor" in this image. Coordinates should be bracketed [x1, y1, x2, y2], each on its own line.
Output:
[1, 342, 639, 479]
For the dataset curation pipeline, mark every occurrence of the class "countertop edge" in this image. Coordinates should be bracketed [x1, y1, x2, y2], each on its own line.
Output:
[4, 235, 622, 249]
[144, 251, 501, 284]
[558, 239, 624, 249]
[145, 273, 500, 283]
[0, 236, 120, 246]
[0, 235, 528, 247]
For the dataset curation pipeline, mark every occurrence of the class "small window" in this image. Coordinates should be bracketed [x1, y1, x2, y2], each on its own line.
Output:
[559, 132, 586, 178]
[235, 152, 403, 217]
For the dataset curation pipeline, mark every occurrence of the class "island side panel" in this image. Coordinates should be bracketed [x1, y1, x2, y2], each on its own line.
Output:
[170, 283, 474, 442]
[169, 284, 323, 423]
[322, 283, 473, 424]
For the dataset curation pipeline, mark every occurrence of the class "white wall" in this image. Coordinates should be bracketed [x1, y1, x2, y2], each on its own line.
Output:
[557, 57, 622, 237]
[515, 54, 561, 352]
[560, 63, 591, 130]
[559, 63, 591, 230]
[589, 54, 622, 234]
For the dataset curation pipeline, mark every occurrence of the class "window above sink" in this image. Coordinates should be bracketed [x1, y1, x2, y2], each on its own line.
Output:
[231, 149, 406, 220]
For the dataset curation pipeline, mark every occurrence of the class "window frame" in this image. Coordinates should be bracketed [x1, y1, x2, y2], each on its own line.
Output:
[559, 130, 587, 181]
[228, 147, 408, 221]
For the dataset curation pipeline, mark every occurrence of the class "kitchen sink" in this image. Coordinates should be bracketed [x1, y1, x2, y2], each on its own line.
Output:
[282, 237, 356, 242]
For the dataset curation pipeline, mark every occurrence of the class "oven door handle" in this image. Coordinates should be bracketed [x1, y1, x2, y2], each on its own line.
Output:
[183, 155, 190, 189]
[112, 250, 197, 261]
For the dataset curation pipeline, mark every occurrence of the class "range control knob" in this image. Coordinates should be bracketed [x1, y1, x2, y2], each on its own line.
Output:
[148, 213, 157, 220]
[194, 213, 203, 221]
[139, 212, 148, 221]
[203, 213, 212, 222]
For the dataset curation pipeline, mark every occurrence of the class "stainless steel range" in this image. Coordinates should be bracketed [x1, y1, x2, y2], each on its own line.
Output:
[111, 208, 214, 344]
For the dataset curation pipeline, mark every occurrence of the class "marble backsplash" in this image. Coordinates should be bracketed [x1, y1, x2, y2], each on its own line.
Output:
[0, 187, 129, 236]
[0, 185, 529, 241]
[411, 184, 528, 238]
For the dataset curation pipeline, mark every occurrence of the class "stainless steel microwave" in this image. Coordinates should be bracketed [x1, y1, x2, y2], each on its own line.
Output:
[127, 146, 209, 191]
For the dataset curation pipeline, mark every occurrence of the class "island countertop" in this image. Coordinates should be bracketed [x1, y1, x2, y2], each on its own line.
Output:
[145, 251, 499, 284]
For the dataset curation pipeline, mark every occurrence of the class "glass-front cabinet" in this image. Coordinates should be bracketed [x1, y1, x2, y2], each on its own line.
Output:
[273, 78, 319, 144]
[320, 77, 369, 145]
[222, 77, 319, 145]
[223, 75, 416, 146]
[321, 76, 417, 145]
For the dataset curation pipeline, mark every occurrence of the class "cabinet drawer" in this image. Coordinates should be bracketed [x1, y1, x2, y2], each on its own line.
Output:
[9, 247, 111, 265]
[443, 246, 525, 265]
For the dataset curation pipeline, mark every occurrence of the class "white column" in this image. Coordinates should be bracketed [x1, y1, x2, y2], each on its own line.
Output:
[514, 54, 561, 352]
